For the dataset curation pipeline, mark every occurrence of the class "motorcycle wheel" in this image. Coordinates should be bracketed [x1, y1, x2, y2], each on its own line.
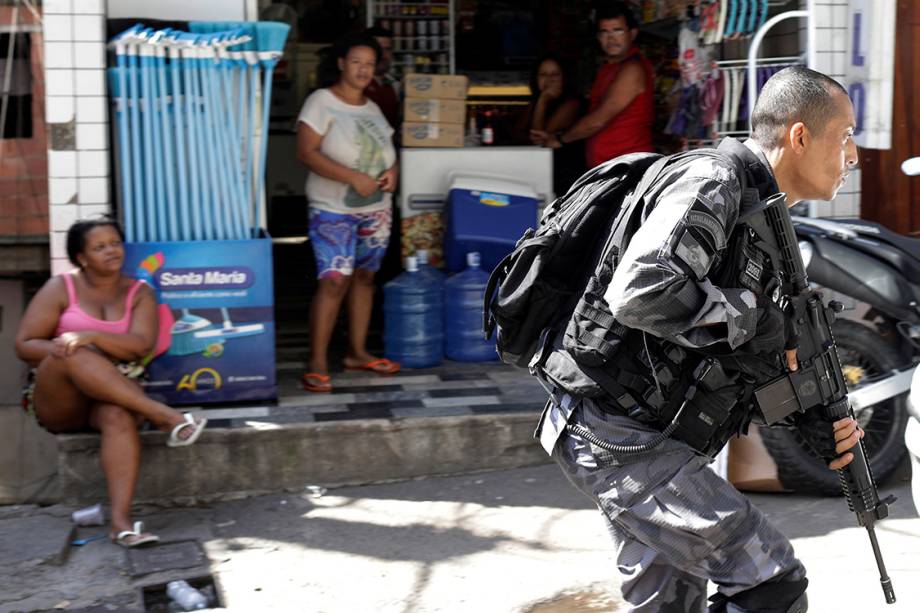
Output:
[759, 319, 910, 496]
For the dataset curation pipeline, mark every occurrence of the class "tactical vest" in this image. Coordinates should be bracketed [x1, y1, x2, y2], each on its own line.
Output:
[583, 143, 785, 453]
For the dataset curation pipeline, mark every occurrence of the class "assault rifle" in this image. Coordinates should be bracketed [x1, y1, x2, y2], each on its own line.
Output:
[747, 193, 897, 605]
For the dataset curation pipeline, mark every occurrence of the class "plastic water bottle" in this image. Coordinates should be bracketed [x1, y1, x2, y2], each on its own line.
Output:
[166, 580, 208, 611]
[444, 252, 498, 362]
[415, 249, 445, 285]
[383, 256, 443, 367]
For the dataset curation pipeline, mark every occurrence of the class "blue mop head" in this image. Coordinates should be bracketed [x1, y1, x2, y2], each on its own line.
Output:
[238, 23, 257, 52]
[254, 21, 290, 57]
[188, 21, 217, 34]
[109, 22, 144, 46]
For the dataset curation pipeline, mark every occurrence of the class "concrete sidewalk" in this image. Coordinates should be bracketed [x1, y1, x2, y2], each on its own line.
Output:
[3, 361, 551, 505]
[1, 464, 918, 613]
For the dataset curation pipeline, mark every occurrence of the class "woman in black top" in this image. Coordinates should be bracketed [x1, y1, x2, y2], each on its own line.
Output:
[513, 53, 585, 195]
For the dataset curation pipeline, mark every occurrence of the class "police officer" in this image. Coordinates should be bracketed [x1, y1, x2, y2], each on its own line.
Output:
[539, 66, 862, 612]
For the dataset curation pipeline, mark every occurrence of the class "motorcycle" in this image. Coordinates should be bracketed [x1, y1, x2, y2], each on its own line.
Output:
[751, 213, 919, 495]
[902, 156, 920, 515]
[907, 367, 920, 515]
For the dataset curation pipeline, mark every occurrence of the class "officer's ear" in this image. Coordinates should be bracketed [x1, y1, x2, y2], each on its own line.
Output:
[787, 122, 808, 155]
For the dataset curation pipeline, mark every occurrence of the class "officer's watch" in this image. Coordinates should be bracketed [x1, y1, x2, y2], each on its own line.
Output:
[554, 131, 566, 145]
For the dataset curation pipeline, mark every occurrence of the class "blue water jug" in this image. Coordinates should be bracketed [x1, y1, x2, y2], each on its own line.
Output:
[415, 249, 446, 286]
[383, 256, 443, 368]
[444, 252, 498, 362]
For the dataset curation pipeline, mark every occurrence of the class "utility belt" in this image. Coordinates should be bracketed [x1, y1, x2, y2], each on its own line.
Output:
[602, 357, 748, 459]
[534, 326, 752, 459]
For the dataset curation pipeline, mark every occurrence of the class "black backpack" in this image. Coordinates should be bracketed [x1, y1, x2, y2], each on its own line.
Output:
[483, 148, 744, 400]
[483, 152, 661, 367]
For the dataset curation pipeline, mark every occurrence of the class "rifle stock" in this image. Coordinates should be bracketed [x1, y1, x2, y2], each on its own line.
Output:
[748, 194, 896, 605]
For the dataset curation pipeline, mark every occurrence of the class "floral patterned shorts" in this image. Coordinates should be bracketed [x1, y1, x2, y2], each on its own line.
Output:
[308, 207, 393, 279]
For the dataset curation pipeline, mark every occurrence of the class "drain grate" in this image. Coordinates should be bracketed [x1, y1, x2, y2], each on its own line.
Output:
[125, 540, 208, 577]
[141, 574, 224, 611]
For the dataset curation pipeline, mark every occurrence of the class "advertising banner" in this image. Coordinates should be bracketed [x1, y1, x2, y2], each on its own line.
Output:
[846, 0, 896, 149]
[123, 237, 276, 405]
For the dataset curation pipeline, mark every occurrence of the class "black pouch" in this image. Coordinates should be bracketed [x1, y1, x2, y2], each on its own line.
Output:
[562, 274, 628, 368]
[671, 360, 745, 457]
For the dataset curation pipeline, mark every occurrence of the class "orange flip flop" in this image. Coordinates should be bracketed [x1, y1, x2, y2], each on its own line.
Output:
[302, 372, 332, 393]
[344, 358, 401, 375]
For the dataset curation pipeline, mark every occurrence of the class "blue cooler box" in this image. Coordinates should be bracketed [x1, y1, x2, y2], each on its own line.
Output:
[443, 176, 539, 273]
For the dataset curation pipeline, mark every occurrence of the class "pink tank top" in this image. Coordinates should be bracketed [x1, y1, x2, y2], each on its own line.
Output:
[55, 273, 143, 337]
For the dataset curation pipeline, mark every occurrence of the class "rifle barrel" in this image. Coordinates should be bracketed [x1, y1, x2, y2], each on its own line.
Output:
[867, 525, 896, 604]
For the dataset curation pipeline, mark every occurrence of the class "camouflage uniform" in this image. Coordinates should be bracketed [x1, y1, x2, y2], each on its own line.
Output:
[537, 139, 808, 612]
[543, 396, 806, 612]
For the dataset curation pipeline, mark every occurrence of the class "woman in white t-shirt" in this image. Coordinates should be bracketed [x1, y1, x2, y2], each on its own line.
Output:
[297, 33, 400, 393]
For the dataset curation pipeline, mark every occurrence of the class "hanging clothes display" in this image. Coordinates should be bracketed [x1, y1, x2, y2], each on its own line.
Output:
[653, 1, 802, 143]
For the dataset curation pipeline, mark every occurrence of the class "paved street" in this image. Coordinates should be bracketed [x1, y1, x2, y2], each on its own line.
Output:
[1, 462, 918, 613]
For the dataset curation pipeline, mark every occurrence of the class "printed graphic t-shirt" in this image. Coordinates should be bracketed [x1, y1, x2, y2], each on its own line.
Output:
[298, 88, 397, 214]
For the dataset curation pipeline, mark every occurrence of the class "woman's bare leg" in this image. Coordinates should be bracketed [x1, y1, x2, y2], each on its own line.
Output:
[344, 268, 378, 364]
[88, 403, 141, 537]
[308, 275, 352, 374]
[33, 349, 190, 435]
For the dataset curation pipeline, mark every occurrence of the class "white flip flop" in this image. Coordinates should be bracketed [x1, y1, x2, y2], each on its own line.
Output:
[166, 413, 207, 448]
[112, 521, 160, 548]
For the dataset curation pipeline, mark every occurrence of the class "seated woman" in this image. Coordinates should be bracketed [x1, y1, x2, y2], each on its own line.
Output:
[513, 53, 585, 194]
[14, 218, 207, 548]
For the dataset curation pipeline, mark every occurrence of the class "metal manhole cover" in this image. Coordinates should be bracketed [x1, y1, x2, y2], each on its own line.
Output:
[125, 540, 208, 577]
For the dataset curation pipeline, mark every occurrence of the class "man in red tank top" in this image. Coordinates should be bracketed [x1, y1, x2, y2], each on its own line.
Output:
[532, 2, 654, 169]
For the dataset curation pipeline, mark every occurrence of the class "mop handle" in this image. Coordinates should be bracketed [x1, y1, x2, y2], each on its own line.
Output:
[195, 38, 229, 240]
[113, 44, 134, 241]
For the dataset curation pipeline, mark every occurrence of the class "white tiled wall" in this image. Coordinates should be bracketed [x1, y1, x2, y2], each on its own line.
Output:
[43, 0, 109, 275]
[806, 0, 861, 219]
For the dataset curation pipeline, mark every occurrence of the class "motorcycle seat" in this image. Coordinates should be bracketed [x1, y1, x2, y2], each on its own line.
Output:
[832, 218, 920, 262]
[796, 217, 920, 284]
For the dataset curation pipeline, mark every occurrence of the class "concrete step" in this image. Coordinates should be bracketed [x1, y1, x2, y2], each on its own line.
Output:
[53, 363, 552, 504]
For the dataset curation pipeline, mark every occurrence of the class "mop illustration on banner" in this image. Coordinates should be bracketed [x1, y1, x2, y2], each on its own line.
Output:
[168, 309, 223, 357]
[133, 253, 225, 358]
[193, 307, 265, 346]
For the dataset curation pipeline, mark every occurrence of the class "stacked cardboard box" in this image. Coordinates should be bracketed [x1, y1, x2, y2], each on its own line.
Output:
[401, 73, 469, 147]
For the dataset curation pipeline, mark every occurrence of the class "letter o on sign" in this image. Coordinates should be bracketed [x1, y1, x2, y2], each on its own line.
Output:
[849, 82, 865, 136]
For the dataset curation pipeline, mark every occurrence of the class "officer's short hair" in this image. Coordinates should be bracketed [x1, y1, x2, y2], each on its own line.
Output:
[751, 66, 849, 149]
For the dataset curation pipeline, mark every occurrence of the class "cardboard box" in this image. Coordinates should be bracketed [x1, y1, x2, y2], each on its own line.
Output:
[404, 97, 466, 124]
[402, 122, 465, 147]
[403, 73, 469, 100]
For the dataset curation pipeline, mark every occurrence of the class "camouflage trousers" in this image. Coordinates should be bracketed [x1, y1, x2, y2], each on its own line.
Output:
[551, 397, 806, 613]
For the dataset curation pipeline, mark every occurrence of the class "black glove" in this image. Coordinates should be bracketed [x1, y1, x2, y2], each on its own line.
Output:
[744, 294, 787, 356]
[713, 295, 787, 384]
[792, 409, 838, 463]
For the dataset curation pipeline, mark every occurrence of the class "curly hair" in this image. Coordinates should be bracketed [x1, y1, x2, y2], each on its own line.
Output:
[66, 217, 125, 266]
